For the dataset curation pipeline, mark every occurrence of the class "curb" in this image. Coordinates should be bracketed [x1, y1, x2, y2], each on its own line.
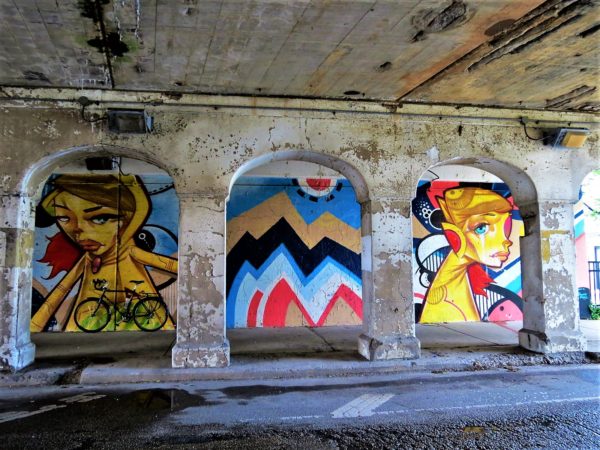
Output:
[1, 348, 595, 388]
[78, 350, 594, 385]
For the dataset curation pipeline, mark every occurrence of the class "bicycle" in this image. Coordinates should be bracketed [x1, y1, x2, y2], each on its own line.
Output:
[73, 278, 170, 332]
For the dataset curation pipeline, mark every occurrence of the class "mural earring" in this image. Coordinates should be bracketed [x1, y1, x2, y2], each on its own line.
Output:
[91, 256, 102, 274]
[441, 222, 466, 258]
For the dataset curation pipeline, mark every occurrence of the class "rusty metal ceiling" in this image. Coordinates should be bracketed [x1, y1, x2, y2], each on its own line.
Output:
[1, 0, 598, 111]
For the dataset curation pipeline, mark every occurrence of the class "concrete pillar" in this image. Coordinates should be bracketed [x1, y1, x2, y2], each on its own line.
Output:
[171, 194, 230, 368]
[358, 198, 421, 360]
[0, 194, 36, 371]
[519, 200, 586, 353]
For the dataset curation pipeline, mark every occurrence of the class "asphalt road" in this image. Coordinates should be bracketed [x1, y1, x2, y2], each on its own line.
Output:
[0, 364, 598, 449]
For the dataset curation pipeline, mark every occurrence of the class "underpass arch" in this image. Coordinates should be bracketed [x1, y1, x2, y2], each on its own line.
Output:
[226, 150, 373, 355]
[16, 144, 181, 361]
[411, 156, 542, 348]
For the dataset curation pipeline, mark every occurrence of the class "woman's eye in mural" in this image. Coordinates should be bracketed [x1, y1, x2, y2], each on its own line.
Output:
[473, 223, 489, 235]
[55, 215, 70, 224]
[89, 214, 121, 225]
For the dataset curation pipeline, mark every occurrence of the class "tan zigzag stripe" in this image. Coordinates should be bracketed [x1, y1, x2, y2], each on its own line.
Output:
[227, 192, 360, 253]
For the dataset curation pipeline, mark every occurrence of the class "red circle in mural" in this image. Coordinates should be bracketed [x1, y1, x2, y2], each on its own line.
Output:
[293, 177, 341, 201]
[305, 178, 332, 191]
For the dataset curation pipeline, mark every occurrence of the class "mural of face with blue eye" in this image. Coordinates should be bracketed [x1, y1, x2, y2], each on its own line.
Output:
[463, 210, 513, 268]
[52, 191, 123, 257]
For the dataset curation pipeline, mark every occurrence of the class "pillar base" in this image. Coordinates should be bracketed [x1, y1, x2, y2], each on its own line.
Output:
[519, 328, 586, 354]
[171, 340, 230, 368]
[358, 334, 420, 361]
[0, 341, 35, 372]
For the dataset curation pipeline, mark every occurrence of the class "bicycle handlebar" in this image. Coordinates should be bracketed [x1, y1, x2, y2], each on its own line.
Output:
[92, 278, 108, 290]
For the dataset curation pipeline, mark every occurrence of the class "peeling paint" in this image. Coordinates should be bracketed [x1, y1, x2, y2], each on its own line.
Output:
[540, 229, 571, 263]
[0, 96, 598, 370]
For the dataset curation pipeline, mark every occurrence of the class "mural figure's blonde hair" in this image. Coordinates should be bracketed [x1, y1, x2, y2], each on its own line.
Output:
[437, 187, 512, 229]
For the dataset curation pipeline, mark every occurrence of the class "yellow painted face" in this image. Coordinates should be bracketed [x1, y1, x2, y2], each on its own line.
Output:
[51, 191, 123, 257]
[463, 211, 512, 268]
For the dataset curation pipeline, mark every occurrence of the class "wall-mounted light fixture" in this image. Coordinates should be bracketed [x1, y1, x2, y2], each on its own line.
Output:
[85, 156, 118, 171]
[549, 128, 590, 149]
[107, 110, 153, 134]
[520, 118, 589, 149]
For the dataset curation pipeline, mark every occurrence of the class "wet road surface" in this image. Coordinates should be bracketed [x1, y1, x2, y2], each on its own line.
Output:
[0, 364, 598, 449]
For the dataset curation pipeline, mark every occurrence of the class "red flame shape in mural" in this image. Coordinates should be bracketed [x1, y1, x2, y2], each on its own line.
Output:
[38, 232, 83, 279]
[467, 264, 494, 297]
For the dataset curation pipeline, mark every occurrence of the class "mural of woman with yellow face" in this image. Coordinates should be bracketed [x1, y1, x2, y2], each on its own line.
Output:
[419, 187, 514, 323]
[31, 174, 178, 332]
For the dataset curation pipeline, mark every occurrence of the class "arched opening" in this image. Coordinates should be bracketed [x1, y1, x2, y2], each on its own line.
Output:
[26, 150, 179, 361]
[575, 169, 600, 346]
[226, 151, 370, 356]
[411, 158, 534, 351]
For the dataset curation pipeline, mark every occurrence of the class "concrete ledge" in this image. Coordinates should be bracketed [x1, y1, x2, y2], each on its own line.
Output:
[357, 334, 421, 361]
[4, 86, 599, 126]
[171, 341, 230, 368]
[2, 323, 595, 387]
[1, 345, 595, 387]
[519, 328, 586, 353]
[77, 347, 592, 385]
[32, 331, 175, 358]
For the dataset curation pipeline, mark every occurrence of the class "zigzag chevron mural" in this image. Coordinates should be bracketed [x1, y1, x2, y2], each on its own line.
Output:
[226, 177, 362, 328]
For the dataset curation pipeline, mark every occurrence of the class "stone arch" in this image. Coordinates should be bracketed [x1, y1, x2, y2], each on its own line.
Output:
[411, 160, 523, 326]
[417, 156, 538, 207]
[430, 157, 540, 326]
[20, 144, 177, 199]
[573, 162, 600, 195]
[229, 150, 370, 203]
[5, 144, 180, 369]
[410, 157, 581, 353]
[227, 150, 374, 355]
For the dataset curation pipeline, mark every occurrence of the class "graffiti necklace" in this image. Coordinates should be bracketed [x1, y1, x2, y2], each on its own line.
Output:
[91, 256, 102, 274]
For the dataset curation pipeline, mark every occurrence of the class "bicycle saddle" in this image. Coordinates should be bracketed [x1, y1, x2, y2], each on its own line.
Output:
[130, 280, 144, 285]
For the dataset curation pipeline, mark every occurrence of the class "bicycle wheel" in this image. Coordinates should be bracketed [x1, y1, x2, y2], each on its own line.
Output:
[74, 298, 111, 332]
[133, 297, 168, 331]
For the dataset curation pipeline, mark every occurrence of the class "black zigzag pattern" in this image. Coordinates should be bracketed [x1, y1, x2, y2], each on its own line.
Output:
[227, 218, 361, 294]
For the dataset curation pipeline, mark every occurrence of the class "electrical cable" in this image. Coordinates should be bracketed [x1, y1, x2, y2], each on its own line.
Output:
[520, 117, 553, 142]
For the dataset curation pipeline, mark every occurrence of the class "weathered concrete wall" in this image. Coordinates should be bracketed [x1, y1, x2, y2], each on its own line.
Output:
[519, 200, 586, 352]
[2, 95, 598, 200]
[0, 192, 36, 370]
[0, 89, 598, 369]
[172, 194, 229, 368]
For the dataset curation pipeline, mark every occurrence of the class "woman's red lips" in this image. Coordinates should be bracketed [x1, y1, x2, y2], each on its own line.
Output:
[492, 251, 509, 259]
[78, 240, 101, 251]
